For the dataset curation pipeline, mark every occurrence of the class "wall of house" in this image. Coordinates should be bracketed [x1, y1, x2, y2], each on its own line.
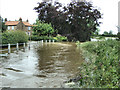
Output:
[17, 22, 25, 31]
[7, 26, 17, 31]
[25, 26, 32, 35]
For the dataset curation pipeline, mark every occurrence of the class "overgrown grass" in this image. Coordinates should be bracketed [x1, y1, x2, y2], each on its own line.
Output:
[76, 39, 120, 88]
[1, 30, 29, 44]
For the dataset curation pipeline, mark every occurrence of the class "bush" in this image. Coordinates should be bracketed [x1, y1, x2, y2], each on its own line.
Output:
[53, 36, 67, 42]
[31, 35, 68, 42]
[117, 32, 120, 40]
[1, 30, 29, 44]
[33, 21, 57, 36]
[77, 40, 119, 88]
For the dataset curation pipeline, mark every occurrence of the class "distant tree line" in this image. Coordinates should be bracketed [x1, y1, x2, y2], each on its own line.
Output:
[34, 0, 102, 41]
[100, 31, 118, 37]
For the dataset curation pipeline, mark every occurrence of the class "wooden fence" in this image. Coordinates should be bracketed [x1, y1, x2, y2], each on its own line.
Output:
[0, 40, 55, 55]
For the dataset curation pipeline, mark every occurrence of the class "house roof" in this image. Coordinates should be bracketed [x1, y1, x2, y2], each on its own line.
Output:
[5, 21, 32, 26]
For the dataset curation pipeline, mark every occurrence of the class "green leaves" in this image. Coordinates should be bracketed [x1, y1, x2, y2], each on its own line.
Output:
[1, 30, 28, 44]
[33, 22, 57, 36]
[34, 0, 102, 41]
[78, 40, 119, 88]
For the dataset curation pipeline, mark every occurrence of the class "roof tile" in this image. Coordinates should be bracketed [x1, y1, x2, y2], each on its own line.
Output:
[5, 21, 32, 26]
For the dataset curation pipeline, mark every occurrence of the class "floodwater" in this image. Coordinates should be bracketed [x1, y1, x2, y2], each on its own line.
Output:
[0, 41, 84, 88]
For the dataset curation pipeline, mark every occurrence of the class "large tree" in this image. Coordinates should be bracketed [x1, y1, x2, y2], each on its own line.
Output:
[0, 16, 7, 32]
[34, 0, 102, 41]
[65, 1, 102, 41]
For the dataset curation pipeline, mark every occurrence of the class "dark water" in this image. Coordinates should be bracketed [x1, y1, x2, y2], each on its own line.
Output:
[0, 41, 84, 88]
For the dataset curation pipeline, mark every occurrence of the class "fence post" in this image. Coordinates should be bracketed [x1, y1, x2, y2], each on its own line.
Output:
[16, 43, 19, 51]
[45, 40, 47, 43]
[8, 44, 11, 54]
[23, 43, 25, 49]
[29, 43, 30, 50]
[53, 40, 54, 43]
[49, 40, 51, 43]
[41, 40, 43, 43]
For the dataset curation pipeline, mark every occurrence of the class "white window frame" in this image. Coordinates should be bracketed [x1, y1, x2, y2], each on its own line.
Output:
[28, 27, 31, 30]
[12, 26, 14, 30]
[8, 26, 10, 30]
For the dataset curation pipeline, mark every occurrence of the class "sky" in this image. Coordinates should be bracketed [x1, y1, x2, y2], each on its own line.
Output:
[0, 0, 119, 34]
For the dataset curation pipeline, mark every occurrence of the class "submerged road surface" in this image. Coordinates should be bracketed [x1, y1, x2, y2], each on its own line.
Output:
[0, 41, 84, 88]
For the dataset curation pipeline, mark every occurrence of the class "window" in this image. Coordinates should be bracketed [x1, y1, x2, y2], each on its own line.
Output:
[28, 27, 31, 30]
[8, 26, 10, 30]
[12, 26, 14, 30]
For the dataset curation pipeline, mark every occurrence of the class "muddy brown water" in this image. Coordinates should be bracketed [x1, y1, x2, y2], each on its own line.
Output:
[0, 41, 84, 88]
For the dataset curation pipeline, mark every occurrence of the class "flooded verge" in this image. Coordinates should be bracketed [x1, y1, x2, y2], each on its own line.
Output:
[0, 41, 84, 88]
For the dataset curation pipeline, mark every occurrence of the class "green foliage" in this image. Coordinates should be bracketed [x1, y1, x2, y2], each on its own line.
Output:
[103, 30, 114, 36]
[0, 16, 7, 32]
[53, 36, 67, 42]
[33, 20, 57, 36]
[34, 1, 102, 42]
[31, 35, 67, 42]
[1, 30, 28, 44]
[117, 32, 120, 40]
[77, 40, 119, 88]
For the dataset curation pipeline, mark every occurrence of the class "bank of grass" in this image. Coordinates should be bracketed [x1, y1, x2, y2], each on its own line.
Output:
[1, 30, 29, 44]
[76, 39, 120, 88]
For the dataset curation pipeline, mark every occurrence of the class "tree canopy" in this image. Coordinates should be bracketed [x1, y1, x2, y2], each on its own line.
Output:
[33, 20, 57, 36]
[34, 0, 102, 41]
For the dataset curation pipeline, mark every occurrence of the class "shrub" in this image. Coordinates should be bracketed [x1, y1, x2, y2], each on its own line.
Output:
[77, 39, 119, 88]
[54, 36, 67, 42]
[1, 30, 28, 44]
[117, 32, 120, 40]
[32, 21, 57, 36]
[31, 35, 68, 42]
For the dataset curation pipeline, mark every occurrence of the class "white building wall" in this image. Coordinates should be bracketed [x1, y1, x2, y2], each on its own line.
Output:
[118, 1, 120, 32]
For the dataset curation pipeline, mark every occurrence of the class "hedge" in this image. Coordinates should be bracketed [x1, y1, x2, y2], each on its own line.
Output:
[76, 39, 119, 88]
[1, 30, 29, 44]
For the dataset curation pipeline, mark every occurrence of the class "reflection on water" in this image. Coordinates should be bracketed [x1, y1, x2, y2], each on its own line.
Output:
[1, 42, 84, 88]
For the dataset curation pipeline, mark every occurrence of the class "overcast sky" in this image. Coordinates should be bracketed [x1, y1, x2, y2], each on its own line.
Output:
[0, 0, 119, 34]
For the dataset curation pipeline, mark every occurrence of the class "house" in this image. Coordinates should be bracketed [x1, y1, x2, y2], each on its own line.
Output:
[5, 18, 33, 35]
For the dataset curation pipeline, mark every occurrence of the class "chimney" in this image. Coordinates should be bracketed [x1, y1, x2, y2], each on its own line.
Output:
[19, 17, 22, 22]
[5, 18, 7, 22]
[26, 19, 29, 22]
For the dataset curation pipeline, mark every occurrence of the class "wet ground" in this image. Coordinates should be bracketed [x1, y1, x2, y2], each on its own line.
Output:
[0, 41, 84, 88]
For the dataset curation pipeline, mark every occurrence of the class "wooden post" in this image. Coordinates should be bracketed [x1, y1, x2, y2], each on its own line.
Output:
[8, 44, 11, 54]
[23, 43, 25, 49]
[45, 40, 47, 43]
[16, 43, 19, 51]
[29, 43, 30, 50]
[52, 40, 54, 43]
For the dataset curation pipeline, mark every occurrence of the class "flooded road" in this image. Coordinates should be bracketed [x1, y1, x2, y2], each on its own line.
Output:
[0, 41, 84, 88]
